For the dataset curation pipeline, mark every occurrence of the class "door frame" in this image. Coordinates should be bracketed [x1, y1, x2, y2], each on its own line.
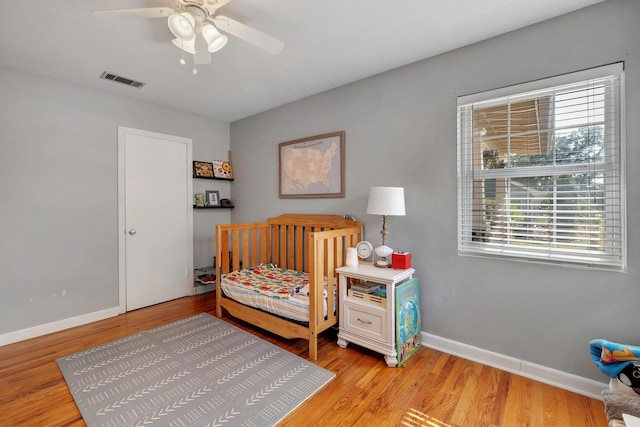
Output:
[117, 126, 194, 313]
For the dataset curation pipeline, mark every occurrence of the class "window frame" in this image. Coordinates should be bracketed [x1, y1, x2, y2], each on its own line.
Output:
[457, 63, 626, 271]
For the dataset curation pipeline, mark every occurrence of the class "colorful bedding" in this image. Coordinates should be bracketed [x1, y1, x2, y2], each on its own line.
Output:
[220, 263, 331, 323]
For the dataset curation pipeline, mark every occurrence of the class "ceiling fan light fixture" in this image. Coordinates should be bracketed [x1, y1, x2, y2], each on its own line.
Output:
[202, 23, 228, 52]
[168, 12, 196, 41]
[172, 37, 196, 54]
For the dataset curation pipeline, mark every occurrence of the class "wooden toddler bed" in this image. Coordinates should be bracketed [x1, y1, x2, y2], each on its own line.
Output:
[215, 214, 362, 359]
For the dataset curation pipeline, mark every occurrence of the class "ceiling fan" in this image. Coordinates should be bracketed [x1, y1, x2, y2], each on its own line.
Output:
[93, 0, 284, 66]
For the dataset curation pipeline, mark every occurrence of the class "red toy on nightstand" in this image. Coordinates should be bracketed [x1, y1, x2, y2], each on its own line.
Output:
[392, 252, 412, 269]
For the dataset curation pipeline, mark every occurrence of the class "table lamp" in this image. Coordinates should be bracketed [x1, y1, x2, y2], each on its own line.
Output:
[366, 186, 406, 267]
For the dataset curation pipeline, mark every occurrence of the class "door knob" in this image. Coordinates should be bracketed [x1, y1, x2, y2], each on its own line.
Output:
[128, 229, 137, 235]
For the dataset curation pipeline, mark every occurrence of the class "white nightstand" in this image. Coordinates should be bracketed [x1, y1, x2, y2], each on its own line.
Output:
[336, 264, 415, 367]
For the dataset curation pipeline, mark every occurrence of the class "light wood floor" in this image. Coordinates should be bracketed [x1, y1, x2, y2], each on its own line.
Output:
[0, 294, 607, 426]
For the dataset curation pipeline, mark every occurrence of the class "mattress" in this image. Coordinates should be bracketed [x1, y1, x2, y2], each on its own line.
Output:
[220, 263, 331, 323]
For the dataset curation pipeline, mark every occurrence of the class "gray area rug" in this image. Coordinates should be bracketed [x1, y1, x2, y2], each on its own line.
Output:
[56, 313, 334, 427]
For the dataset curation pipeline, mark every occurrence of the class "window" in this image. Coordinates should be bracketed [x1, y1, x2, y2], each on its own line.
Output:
[457, 64, 625, 270]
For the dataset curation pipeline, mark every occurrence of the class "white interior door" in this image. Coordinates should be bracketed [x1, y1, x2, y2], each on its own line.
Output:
[118, 127, 193, 311]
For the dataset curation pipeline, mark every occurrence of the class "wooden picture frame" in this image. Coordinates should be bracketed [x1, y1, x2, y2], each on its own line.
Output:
[193, 161, 214, 178]
[279, 131, 345, 198]
[206, 190, 220, 207]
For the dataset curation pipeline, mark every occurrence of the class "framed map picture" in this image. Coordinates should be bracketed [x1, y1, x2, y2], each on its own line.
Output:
[278, 131, 345, 198]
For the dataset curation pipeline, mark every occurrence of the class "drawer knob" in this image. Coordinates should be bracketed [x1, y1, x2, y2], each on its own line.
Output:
[357, 318, 372, 325]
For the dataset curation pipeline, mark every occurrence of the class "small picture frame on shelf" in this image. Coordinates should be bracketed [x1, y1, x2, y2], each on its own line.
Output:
[206, 190, 220, 207]
[213, 160, 233, 179]
[193, 161, 214, 178]
[194, 193, 206, 207]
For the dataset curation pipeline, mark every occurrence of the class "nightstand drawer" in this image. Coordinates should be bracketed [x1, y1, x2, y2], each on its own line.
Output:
[343, 302, 387, 341]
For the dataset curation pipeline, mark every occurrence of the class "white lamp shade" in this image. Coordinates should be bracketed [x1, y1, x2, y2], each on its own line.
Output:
[168, 12, 196, 41]
[202, 24, 228, 52]
[366, 186, 406, 216]
[172, 37, 196, 54]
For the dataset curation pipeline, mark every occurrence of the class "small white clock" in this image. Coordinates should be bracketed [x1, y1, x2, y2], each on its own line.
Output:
[355, 240, 373, 260]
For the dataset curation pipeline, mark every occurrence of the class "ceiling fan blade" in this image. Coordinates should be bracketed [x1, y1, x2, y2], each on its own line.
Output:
[194, 35, 212, 64]
[92, 7, 174, 19]
[213, 15, 284, 55]
[203, 0, 234, 14]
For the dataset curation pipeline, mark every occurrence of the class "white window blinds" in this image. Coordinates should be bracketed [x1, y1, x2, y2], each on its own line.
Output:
[457, 63, 625, 270]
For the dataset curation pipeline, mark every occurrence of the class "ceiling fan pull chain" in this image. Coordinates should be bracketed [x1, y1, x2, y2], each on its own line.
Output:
[180, 41, 186, 65]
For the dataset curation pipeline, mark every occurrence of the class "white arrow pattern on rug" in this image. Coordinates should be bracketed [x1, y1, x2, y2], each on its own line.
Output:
[147, 314, 202, 333]
[62, 333, 144, 360]
[128, 386, 212, 427]
[196, 339, 256, 369]
[80, 355, 172, 393]
[73, 344, 157, 375]
[245, 363, 308, 405]
[94, 369, 192, 415]
[217, 349, 279, 384]
[208, 408, 241, 427]
[161, 322, 217, 343]
[176, 329, 234, 354]
[57, 314, 336, 427]
[96, 395, 136, 415]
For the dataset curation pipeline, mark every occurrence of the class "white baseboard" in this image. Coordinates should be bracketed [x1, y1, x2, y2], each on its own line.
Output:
[0, 307, 120, 347]
[422, 332, 607, 400]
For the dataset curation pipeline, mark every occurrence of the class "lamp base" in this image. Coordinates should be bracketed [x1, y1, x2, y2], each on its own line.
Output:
[374, 256, 392, 268]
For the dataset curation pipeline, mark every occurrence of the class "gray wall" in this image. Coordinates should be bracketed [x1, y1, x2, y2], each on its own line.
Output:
[0, 66, 230, 335]
[230, 0, 640, 381]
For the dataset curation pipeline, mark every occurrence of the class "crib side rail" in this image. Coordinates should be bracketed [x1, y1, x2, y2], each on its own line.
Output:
[307, 225, 362, 331]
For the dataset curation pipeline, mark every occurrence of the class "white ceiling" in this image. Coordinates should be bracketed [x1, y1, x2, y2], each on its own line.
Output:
[0, 0, 604, 122]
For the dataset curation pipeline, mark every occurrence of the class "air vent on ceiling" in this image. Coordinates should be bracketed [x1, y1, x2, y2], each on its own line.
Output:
[100, 71, 145, 88]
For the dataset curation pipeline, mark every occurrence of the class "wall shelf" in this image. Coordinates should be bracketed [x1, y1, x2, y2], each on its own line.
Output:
[193, 205, 234, 209]
[193, 176, 234, 181]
